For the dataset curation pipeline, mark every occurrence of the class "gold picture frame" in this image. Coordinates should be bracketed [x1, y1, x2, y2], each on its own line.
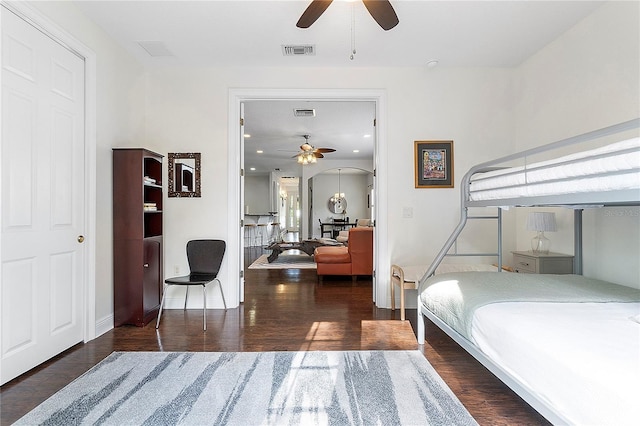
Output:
[414, 141, 454, 188]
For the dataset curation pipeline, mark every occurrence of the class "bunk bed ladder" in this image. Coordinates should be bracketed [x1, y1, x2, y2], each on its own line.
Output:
[422, 206, 503, 281]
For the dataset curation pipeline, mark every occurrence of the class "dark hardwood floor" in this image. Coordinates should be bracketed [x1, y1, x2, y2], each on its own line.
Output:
[0, 246, 548, 425]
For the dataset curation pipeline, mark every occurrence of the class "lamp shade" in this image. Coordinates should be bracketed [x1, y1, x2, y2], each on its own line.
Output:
[526, 212, 557, 232]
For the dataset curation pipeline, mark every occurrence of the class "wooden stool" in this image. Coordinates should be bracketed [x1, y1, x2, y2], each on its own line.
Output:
[390, 264, 422, 321]
[256, 223, 268, 246]
[270, 222, 282, 243]
[244, 223, 257, 247]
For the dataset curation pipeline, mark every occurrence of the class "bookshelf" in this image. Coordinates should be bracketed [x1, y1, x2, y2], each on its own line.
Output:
[113, 148, 164, 326]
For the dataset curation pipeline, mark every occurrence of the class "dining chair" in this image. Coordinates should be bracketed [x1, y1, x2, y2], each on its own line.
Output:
[156, 239, 227, 331]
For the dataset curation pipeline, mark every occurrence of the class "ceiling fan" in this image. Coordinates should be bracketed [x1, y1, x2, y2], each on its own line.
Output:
[294, 135, 336, 164]
[297, 0, 399, 31]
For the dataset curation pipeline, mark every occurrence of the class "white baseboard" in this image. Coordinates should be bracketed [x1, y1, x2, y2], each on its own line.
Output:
[94, 314, 114, 339]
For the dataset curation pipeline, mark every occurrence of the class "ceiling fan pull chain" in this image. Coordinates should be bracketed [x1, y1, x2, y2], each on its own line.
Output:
[350, 3, 356, 60]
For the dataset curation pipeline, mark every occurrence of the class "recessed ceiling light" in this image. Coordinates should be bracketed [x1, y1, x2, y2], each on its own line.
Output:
[250, 167, 256, 171]
[353, 150, 360, 153]
[256, 150, 263, 154]
[426, 59, 439, 68]
[363, 134, 371, 138]
[244, 134, 251, 138]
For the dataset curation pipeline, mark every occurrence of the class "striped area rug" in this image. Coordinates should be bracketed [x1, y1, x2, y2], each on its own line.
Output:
[248, 253, 317, 269]
[16, 351, 478, 425]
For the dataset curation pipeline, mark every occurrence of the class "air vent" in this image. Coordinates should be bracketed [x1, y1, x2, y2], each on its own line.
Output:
[282, 44, 315, 56]
[137, 41, 174, 57]
[293, 108, 316, 117]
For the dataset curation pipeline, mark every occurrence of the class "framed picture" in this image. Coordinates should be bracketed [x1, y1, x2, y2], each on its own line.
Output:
[414, 141, 454, 188]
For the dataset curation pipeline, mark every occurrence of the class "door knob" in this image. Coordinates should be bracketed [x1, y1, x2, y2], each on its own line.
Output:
[77, 235, 85, 243]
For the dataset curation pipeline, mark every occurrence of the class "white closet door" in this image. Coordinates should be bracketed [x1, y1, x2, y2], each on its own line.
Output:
[1, 7, 86, 385]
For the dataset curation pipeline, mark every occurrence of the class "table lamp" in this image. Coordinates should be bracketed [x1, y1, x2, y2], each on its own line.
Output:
[526, 212, 557, 254]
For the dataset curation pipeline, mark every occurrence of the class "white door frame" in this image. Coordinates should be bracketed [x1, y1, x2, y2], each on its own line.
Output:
[227, 88, 388, 306]
[0, 1, 97, 342]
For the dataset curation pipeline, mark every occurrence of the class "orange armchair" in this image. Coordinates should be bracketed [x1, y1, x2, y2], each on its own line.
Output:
[314, 227, 373, 283]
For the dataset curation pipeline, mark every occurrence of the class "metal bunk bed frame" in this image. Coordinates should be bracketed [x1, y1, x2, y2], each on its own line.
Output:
[416, 118, 640, 425]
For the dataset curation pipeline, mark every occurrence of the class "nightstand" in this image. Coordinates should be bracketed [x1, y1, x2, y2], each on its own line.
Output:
[511, 251, 574, 274]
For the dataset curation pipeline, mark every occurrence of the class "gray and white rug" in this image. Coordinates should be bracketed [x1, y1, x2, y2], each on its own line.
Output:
[16, 351, 477, 425]
[248, 254, 317, 270]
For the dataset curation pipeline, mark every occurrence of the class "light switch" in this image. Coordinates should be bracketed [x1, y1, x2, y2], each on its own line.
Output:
[402, 207, 413, 218]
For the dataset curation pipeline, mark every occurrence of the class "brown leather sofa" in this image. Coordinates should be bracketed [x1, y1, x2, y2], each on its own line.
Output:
[314, 227, 373, 283]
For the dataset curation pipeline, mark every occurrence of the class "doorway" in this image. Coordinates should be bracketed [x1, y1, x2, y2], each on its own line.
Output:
[280, 176, 300, 239]
[228, 89, 389, 306]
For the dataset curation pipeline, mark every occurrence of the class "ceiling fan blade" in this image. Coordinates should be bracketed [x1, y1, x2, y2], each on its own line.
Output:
[362, 0, 399, 31]
[315, 148, 336, 153]
[297, 0, 333, 29]
[315, 153, 325, 159]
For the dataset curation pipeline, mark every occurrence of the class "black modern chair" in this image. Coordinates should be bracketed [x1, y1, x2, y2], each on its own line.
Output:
[156, 239, 227, 331]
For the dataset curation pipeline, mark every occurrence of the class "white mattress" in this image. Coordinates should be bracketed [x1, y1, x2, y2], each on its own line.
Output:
[471, 301, 640, 426]
[469, 137, 640, 201]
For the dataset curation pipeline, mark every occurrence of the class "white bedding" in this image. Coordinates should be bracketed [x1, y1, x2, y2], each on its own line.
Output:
[469, 137, 640, 201]
[471, 301, 640, 426]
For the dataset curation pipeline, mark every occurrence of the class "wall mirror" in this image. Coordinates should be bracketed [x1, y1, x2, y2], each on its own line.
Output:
[328, 196, 347, 214]
[168, 152, 201, 197]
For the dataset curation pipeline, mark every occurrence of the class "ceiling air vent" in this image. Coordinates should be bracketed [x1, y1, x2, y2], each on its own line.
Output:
[293, 108, 316, 117]
[282, 44, 315, 56]
[137, 41, 174, 57]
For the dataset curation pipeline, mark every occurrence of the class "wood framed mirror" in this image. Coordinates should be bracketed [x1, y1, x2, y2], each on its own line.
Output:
[168, 152, 201, 197]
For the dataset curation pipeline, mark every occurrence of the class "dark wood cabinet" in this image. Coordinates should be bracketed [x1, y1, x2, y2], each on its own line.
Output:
[113, 148, 164, 327]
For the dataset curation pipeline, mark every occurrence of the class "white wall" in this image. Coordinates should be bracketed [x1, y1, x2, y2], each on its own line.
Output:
[244, 175, 270, 214]
[30, 1, 148, 331]
[514, 1, 640, 288]
[29, 0, 638, 328]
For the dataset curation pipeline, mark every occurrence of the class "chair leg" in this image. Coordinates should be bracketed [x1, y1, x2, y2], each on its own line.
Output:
[202, 284, 207, 331]
[184, 286, 189, 310]
[400, 283, 406, 321]
[215, 278, 227, 310]
[391, 279, 396, 311]
[156, 283, 168, 329]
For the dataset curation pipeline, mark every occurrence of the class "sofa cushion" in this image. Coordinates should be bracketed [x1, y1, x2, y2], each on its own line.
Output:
[314, 246, 351, 263]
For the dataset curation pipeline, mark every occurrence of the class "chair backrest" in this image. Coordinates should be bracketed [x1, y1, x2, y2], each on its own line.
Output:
[356, 218, 371, 227]
[186, 239, 226, 276]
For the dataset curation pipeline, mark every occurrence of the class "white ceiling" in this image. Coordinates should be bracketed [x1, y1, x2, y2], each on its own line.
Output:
[73, 0, 603, 68]
[72, 0, 604, 175]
